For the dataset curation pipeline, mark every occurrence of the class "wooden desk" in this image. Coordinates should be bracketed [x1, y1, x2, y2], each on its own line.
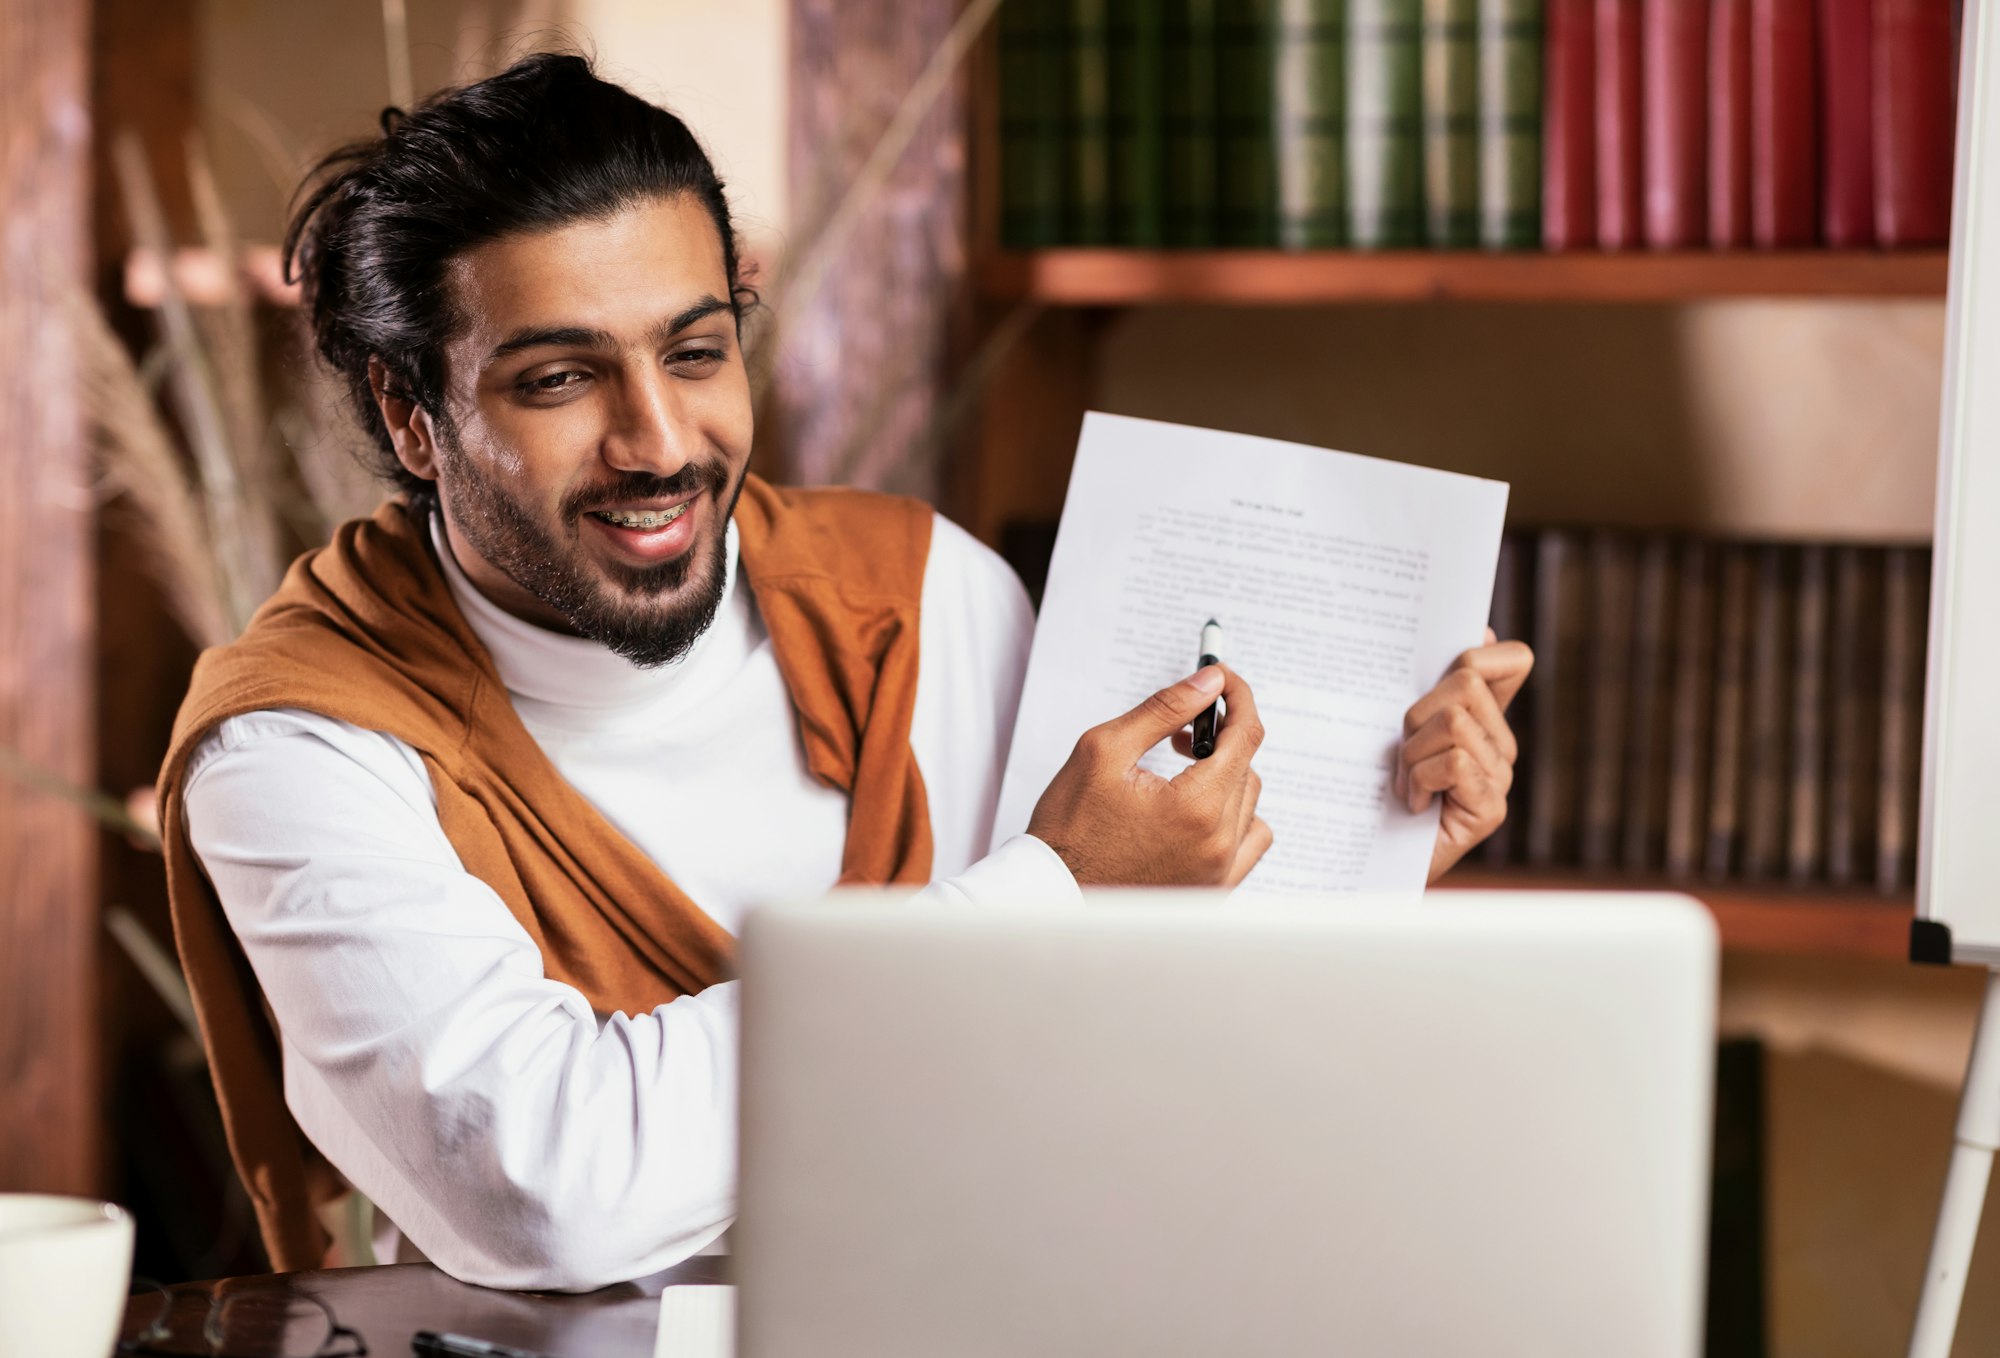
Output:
[119, 1257, 730, 1357]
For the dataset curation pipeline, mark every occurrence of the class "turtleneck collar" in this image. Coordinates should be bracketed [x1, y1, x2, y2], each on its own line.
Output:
[429, 510, 754, 729]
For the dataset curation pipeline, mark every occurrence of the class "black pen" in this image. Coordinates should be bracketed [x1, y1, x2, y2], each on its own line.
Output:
[412, 1332, 556, 1358]
[1191, 619, 1223, 759]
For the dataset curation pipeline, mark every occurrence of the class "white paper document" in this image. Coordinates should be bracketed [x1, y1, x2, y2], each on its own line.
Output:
[993, 413, 1510, 899]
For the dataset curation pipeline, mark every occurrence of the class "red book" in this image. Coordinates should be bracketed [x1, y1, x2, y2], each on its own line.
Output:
[1874, 0, 1954, 246]
[1644, 0, 1708, 246]
[1817, 0, 1876, 246]
[1710, 0, 1753, 245]
[1545, 0, 1598, 249]
[1595, 0, 1644, 248]
[1751, 0, 1817, 247]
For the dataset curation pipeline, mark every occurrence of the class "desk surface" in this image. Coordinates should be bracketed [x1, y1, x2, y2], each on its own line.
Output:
[120, 1257, 730, 1357]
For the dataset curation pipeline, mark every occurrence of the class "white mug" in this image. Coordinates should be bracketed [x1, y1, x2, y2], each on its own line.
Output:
[0, 1194, 136, 1358]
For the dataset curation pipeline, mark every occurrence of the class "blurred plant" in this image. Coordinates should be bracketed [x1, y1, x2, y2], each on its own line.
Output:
[100, 132, 380, 650]
[5, 128, 379, 859]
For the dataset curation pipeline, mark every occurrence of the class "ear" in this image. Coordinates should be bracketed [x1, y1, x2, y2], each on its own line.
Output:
[368, 355, 443, 483]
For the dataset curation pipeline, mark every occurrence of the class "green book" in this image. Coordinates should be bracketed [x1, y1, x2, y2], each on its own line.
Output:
[1273, 0, 1346, 248]
[1421, 0, 1479, 245]
[1216, 0, 1278, 245]
[1477, 0, 1542, 248]
[1000, 0, 1066, 247]
[1346, 0, 1424, 247]
[1163, 0, 1219, 245]
[1108, 0, 1167, 246]
[1065, 0, 1113, 245]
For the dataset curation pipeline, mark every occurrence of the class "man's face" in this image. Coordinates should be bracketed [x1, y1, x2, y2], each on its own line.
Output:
[415, 194, 753, 667]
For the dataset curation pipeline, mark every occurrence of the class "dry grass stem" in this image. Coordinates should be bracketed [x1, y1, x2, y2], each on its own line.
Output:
[383, 0, 415, 111]
[114, 132, 285, 631]
[279, 351, 384, 535]
[0, 743, 163, 849]
[212, 89, 308, 205]
[187, 136, 278, 533]
[68, 290, 234, 651]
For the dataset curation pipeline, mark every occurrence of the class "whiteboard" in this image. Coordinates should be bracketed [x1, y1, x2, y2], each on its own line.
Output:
[1918, 0, 2000, 962]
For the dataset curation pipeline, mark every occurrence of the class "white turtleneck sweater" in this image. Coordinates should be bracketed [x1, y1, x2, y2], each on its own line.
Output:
[181, 511, 1078, 1290]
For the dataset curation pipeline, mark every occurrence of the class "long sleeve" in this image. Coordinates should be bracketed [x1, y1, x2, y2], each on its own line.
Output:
[183, 714, 740, 1290]
[181, 510, 1079, 1290]
[907, 513, 1083, 907]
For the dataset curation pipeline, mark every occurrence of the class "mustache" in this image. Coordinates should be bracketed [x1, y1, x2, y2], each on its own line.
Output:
[560, 461, 731, 521]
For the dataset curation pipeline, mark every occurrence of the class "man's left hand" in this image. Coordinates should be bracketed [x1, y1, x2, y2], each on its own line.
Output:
[1395, 629, 1535, 884]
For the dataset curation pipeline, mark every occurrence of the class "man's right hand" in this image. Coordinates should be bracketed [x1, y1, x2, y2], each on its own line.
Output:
[1027, 665, 1272, 888]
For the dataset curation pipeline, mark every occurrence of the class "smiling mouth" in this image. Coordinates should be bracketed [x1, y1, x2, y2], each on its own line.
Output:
[590, 503, 691, 530]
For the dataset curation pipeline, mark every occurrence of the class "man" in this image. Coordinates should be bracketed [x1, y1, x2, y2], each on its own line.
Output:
[159, 54, 1531, 1292]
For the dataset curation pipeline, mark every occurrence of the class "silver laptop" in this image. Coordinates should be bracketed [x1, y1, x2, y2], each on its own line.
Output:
[736, 891, 1717, 1358]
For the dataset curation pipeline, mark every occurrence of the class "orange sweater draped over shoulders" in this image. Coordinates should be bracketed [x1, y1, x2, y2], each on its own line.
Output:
[155, 475, 933, 1270]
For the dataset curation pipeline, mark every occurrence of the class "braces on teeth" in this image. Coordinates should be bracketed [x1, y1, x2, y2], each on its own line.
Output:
[596, 505, 688, 529]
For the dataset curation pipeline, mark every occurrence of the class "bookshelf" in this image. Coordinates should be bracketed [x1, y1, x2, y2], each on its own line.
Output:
[1439, 872, 1913, 961]
[980, 248, 1951, 306]
[948, 23, 1946, 965]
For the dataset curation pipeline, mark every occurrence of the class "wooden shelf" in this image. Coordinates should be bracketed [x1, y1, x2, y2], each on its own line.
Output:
[979, 248, 1951, 306]
[1436, 868, 1915, 961]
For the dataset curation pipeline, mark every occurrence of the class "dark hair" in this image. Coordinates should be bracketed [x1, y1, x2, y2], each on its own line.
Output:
[284, 52, 753, 509]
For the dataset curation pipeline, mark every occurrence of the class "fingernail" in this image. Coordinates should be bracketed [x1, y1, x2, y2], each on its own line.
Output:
[1189, 666, 1225, 695]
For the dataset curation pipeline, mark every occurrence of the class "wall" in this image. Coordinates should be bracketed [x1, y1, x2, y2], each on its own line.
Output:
[1096, 300, 1943, 541]
[197, 0, 788, 259]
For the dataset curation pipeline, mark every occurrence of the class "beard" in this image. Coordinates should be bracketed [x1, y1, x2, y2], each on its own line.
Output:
[434, 429, 745, 669]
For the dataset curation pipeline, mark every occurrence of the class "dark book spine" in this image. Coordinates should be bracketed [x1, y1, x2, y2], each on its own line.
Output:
[1740, 544, 1789, 879]
[1817, 0, 1876, 246]
[1109, 0, 1169, 246]
[1542, 0, 1597, 248]
[1001, 0, 1068, 247]
[1787, 545, 1827, 882]
[1594, 0, 1644, 248]
[1065, 0, 1115, 245]
[1581, 532, 1633, 870]
[1874, 0, 1955, 247]
[1218, 0, 1280, 245]
[1478, 0, 1545, 248]
[1664, 538, 1712, 878]
[1706, 545, 1752, 879]
[1482, 531, 1526, 864]
[1622, 534, 1673, 873]
[1275, 0, 1349, 247]
[1165, 0, 1221, 245]
[1823, 545, 1872, 884]
[1708, 0, 1754, 246]
[1423, 0, 1482, 246]
[1751, 0, 1818, 247]
[1527, 530, 1573, 866]
[1877, 546, 1925, 891]
[1643, 0, 1708, 247]
[1348, 0, 1427, 246]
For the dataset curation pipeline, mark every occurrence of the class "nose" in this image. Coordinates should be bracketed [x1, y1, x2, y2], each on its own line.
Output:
[601, 364, 698, 478]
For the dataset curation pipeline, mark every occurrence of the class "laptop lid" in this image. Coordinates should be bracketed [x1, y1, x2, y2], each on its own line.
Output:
[737, 891, 1716, 1358]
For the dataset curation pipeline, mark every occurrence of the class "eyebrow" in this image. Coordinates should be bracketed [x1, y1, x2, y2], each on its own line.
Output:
[483, 295, 736, 366]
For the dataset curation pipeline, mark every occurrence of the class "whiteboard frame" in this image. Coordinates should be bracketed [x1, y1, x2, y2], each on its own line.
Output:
[1918, 0, 2000, 964]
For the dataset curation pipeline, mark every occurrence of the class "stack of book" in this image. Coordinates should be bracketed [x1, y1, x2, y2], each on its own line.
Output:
[997, 0, 1956, 252]
[1547, 0, 1956, 249]
[1486, 530, 1929, 892]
